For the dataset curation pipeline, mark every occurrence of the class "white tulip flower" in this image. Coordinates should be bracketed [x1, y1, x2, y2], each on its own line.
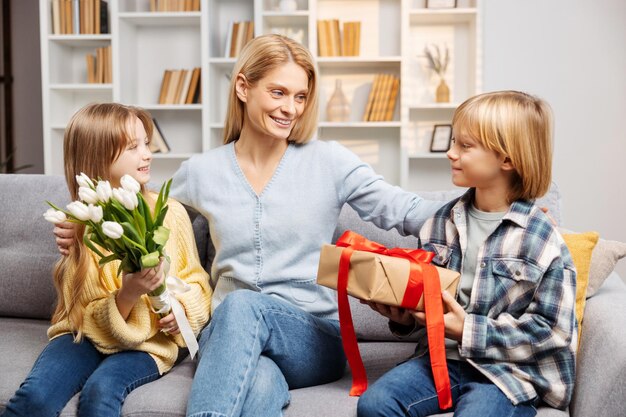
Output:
[120, 175, 141, 194]
[113, 188, 139, 211]
[88, 204, 103, 223]
[102, 221, 124, 239]
[66, 201, 92, 221]
[78, 186, 100, 205]
[76, 172, 94, 189]
[95, 181, 112, 203]
[43, 208, 67, 224]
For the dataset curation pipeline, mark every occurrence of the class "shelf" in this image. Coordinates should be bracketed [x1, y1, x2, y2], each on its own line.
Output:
[208, 57, 237, 68]
[262, 11, 309, 27]
[118, 12, 201, 26]
[319, 121, 401, 128]
[409, 103, 459, 110]
[151, 153, 196, 159]
[48, 35, 112, 46]
[139, 104, 203, 111]
[408, 153, 449, 159]
[409, 8, 477, 24]
[49, 83, 113, 91]
[317, 57, 402, 68]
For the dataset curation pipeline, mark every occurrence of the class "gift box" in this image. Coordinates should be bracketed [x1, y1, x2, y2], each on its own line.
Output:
[316, 231, 458, 409]
[317, 244, 460, 311]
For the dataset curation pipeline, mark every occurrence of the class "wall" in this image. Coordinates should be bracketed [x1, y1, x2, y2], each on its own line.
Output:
[482, 0, 626, 278]
[10, 0, 42, 174]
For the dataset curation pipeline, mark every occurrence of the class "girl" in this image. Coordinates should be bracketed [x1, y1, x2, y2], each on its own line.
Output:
[2, 103, 212, 417]
[358, 91, 577, 417]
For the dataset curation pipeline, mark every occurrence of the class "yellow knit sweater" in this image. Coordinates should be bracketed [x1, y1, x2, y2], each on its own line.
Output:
[48, 197, 212, 374]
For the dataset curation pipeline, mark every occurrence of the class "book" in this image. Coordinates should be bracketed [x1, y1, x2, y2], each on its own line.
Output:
[149, 118, 170, 154]
[229, 22, 240, 58]
[384, 76, 400, 121]
[317, 20, 327, 56]
[158, 70, 172, 104]
[363, 74, 381, 121]
[185, 67, 201, 104]
[165, 69, 182, 104]
[176, 69, 192, 104]
[86, 53, 96, 83]
[51, 0, 61, 34]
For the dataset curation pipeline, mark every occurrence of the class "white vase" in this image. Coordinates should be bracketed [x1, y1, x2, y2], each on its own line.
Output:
[278, 0, 297, 12]
[326, 79, 351, 122]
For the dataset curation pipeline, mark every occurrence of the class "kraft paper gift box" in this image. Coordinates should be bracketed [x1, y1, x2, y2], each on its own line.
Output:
[317, 244, 460, 310]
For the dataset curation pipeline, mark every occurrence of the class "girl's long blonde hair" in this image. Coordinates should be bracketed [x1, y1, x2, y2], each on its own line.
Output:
[53, 103, 153, 341]
[223, 34, 319, 145]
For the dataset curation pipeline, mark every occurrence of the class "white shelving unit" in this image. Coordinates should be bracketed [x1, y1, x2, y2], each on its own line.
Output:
[40, 0, 481, 188]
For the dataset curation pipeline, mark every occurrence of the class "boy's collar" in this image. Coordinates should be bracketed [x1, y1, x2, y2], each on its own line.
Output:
[451, 188, 534, 229]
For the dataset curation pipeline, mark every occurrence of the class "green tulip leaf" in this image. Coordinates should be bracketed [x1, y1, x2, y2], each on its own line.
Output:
[153, 226, 170, 246]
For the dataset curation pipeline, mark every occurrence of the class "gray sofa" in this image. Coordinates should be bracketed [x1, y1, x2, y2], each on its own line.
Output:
[1, 173, 625, 417]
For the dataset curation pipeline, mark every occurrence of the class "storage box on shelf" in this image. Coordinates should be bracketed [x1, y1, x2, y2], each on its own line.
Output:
[41, 0, 481, 189]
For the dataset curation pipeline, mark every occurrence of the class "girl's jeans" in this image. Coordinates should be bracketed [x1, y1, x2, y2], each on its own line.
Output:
[357, 355, 537, 417]
[1, 334, 159, 417]
[186, 289, 346, 417]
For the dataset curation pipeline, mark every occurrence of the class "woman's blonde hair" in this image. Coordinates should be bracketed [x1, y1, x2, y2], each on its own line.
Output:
[452, 90, 553, 202]
[223, 34, 319, 145]
[53, 102, 153, 341]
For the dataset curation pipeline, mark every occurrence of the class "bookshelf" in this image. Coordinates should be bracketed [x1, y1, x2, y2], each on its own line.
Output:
[40, 0, 481, 188]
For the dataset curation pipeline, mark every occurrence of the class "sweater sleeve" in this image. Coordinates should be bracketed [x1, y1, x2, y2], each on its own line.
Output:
[81, 257, 155, 352]
[164, 199, 213, 347]
[329, 141, 444, 236]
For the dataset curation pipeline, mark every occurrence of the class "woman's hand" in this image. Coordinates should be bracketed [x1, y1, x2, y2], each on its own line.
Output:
[413, 291, 466, 342]
[158, 313, 180, 335]
[361, 300, 415, 327]
[53, 221, 76, 255]
[116, 261, 165, 320]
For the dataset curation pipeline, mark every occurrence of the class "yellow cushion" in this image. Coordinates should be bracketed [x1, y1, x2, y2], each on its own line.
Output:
[561, 232, 599, 344]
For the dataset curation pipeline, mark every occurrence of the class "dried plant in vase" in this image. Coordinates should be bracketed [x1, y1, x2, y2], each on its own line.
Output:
[423, 44, 450, 103]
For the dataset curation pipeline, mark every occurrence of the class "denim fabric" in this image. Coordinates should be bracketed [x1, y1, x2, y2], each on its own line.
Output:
[357, 356, 537, 417]
[186, 290, 346, 417]
[1, 334, 159, 417]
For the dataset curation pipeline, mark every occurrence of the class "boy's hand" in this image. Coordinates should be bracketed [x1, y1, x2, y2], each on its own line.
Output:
[360, 300, 415, 327]
[158, 313, 180, 335]
[412, 291, 466, 342]
[53, 221, 76, 255]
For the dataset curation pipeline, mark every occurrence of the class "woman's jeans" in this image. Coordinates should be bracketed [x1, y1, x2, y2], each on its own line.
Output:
[1, 334, 159, 417]
[186, 290, 346, 417]
[357, 356, 537, 417]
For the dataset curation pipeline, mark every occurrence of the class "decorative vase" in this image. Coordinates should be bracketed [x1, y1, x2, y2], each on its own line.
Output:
[326, 79, 351, 122]
[278, 0, 298, 12]
[435, 77, 450, 103]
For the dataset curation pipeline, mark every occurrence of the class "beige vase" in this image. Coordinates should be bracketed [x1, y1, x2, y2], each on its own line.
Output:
[326, 79, 351, 122]
[435, 78, 450, 103]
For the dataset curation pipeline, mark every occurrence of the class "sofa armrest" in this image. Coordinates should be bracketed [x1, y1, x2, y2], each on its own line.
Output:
[570, 272, 626, 417]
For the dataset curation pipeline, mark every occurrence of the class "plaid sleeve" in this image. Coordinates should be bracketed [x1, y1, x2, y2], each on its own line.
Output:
[460, 259, 577, 363]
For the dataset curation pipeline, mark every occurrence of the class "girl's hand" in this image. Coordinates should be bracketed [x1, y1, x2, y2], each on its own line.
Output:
[118, 262, 165, 304]
[53, 221, 76, 255]
[412, 291, 466, 342]
[158, 313, 180, 335]
[361, 300, 415, 327]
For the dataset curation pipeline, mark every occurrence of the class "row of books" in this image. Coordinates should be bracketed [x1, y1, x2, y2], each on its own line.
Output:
[50, 0, 108, 35]
[224, 21, 255, 58]
[158, 68, 202, 105]
[149, 0, 201, 12]
[85, 46, 112, 84]
[149, 118, 170, 154]
[317, 20, 361, 57]
[362, 74, 400, 122]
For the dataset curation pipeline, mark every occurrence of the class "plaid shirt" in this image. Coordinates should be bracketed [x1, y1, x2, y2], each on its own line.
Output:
[418, 190, 577, 409]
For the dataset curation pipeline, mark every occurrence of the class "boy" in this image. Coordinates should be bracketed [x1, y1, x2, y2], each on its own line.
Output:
[358, 91, 577, 417]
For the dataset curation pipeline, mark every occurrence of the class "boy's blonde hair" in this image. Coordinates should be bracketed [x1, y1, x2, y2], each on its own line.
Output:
[223, 34, 319, 145]
[55, 102, 153, 341]
[452, 90, 553, 202]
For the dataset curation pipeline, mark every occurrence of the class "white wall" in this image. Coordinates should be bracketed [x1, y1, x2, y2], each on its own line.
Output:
[482, 0, 626, 278]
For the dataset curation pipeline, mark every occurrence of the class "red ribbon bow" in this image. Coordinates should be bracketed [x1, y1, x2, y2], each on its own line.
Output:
[335, 231, 452, 410]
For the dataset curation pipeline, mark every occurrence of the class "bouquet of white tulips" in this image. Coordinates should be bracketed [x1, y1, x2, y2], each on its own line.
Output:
[44, 173, 173, 316]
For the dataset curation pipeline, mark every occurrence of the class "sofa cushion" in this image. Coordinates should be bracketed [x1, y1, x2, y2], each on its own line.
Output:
[0, 174, 67, 320]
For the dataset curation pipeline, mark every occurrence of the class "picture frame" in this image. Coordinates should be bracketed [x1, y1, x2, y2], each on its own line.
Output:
[426, 0, 457, 9]
[430, 124, 453, 152]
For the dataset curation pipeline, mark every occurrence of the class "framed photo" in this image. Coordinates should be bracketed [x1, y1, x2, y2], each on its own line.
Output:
[430, 124, 453, 152]
[426, 0, 457, 9]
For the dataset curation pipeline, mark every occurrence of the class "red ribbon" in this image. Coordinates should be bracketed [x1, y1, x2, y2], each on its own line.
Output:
[335, 231, 452, 410]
